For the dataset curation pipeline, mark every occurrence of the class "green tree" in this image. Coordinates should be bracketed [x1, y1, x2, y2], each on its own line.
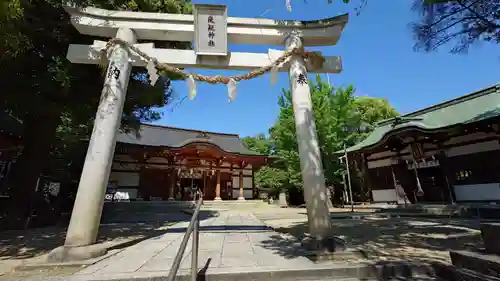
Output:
[242, 135, 288, 193]
[0, 0, 192, 227]
[260, 75, 398, 199]
[242, 134, 272, 155]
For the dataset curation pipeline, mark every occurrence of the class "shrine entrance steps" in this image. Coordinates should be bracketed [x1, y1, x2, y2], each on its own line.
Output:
[101, 200, 272, 223]
[376, 203, 500, 219]
[201, 199, 271, 210]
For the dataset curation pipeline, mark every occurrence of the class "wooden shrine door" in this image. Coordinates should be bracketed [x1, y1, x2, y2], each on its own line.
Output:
[139, 168, 170, 200]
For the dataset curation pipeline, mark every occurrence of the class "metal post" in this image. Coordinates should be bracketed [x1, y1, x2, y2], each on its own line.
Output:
[344, 144, 354, 213]
[341, 173, 347, 208]
[190, 207, 200, 281]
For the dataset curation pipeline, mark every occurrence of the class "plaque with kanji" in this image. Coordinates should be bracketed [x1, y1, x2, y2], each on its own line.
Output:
[194, 4, 228, 56]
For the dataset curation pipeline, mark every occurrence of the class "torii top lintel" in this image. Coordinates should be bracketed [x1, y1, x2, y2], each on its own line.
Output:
[64, 6, 348, 47]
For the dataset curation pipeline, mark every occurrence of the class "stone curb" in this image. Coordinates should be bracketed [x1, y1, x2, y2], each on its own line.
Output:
[330, 213, 500, 220]
[25, 262, 440, 281]
[431, 260, 500, 281]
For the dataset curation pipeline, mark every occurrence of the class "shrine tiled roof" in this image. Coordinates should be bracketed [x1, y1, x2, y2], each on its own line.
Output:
[344, 83, 500, 153]
[116, 124, 264, 156]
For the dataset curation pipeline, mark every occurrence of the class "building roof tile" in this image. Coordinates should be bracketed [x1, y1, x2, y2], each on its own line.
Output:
[116, 124, 264, 156]
[345, 83, 500, 153]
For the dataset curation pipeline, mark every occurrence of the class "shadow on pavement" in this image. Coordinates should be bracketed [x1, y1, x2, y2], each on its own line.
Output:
[0, 210, 218, 260]
[258, 216, 483, 263]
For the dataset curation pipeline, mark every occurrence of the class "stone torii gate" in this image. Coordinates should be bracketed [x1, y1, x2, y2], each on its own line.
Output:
[49, 5, 349, 261]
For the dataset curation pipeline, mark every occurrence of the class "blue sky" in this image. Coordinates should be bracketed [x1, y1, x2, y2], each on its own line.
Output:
[153, 0, 499, 137]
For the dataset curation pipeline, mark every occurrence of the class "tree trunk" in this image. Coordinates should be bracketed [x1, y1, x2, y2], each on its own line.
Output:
[5, 107, 61, 229]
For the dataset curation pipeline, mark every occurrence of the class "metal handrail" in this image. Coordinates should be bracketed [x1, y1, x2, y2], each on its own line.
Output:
[167, 191, 203, 281]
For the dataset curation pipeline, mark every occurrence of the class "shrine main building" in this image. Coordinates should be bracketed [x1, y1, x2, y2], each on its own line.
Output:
[108, 124, 269, 201]
[345, 83, 500, 204]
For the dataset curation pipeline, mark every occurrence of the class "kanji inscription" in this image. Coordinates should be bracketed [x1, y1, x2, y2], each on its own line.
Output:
[107, 65, 121, 80]
[194, 4, 227, 56]
[297, 73, 308, 85]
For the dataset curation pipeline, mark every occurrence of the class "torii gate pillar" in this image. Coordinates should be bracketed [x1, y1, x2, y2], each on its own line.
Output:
[48, 28, 136, 262]
[286, 33, 339, 252]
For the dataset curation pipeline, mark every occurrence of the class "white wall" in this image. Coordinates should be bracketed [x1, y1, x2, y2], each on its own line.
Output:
[372, 189, 398, 203]
[454, 183, 500, 202]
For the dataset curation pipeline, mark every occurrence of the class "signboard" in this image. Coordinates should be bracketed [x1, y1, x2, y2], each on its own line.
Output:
[48, 182, 60, 196]
[409, 143, 424, 160]
[194, 4, 228, 56]
[407, 159, 440, 170]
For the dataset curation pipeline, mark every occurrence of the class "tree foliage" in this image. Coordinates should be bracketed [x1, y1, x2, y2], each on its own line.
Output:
[0, 0, 192, 227]
[244, 75, 398, 200]
[412, 0, 499, 53]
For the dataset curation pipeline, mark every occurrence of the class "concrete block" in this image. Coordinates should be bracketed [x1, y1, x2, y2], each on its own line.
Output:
[481, 223, 500, 254]
[450, 250, 500, 278]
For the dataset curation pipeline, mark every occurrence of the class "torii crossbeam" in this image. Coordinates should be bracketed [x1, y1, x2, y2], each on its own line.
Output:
[67, 42, 343, 72]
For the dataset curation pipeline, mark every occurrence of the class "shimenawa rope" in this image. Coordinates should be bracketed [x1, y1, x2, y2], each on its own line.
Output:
[98, 38, 325, 102]
[100, 38, 324, 84]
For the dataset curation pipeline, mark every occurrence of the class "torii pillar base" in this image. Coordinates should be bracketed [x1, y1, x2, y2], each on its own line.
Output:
[47, 244, 108, 262]
[300, 235, 365, 263]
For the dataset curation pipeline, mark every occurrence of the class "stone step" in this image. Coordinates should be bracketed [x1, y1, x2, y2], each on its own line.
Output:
[450, 250, 500, 278]
[103, 201, 193, 212]
[100, 202, 222, 223]
[100, 200, 271, 223]
[475, 208, 500, 219]
[377, 206, 456, 215]
[431, 261, 500, 281]
[101, 213, 188, 223]
[481, 223, 500, 255]
[63, 262, 441, 281]
[452, 268, 500, 281]
[377, 205, 500, 219]
[203, 200, 266, 205]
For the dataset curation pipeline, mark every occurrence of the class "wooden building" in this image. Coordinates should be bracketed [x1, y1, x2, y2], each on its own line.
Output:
[108, 124, 269, 201]
[345, 84, 500, 204]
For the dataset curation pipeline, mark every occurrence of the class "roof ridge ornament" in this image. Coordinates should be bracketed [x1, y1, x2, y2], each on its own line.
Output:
[196, 131, 211, 139]
[391, 116, 424, 127]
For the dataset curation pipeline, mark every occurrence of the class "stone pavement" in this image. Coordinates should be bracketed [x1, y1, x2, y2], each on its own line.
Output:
[62, 211, 353, 281]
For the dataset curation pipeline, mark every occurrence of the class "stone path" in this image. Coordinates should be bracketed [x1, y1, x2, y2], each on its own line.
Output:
[64, 211, 340, 281]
